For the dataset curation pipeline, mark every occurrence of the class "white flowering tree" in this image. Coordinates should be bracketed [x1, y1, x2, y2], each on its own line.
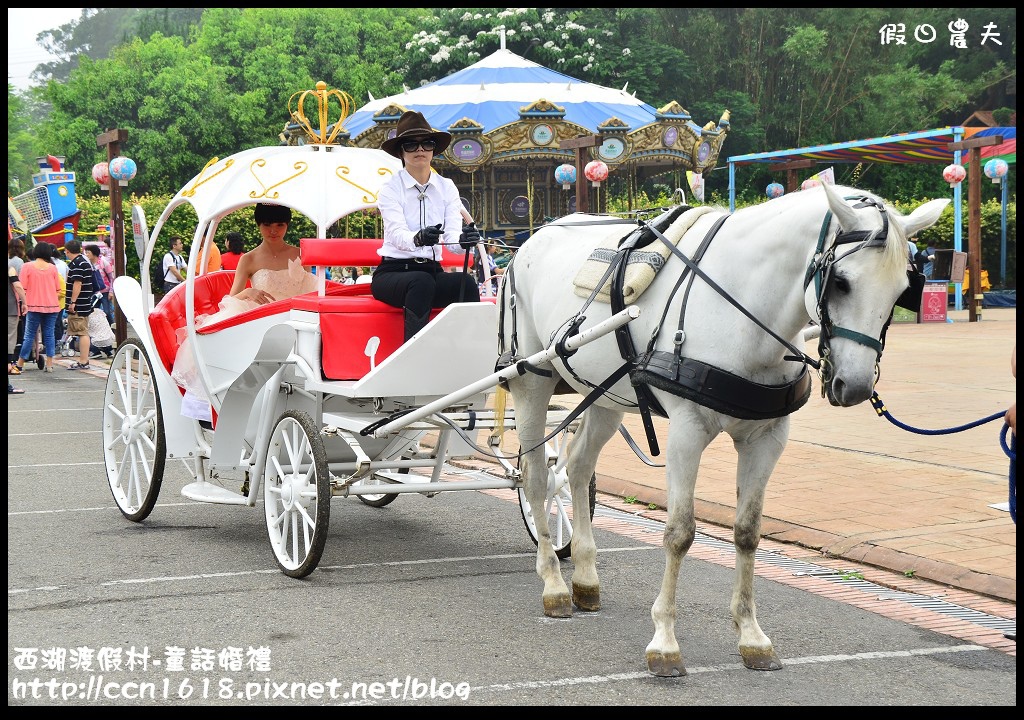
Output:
[398, 8, 694, 107]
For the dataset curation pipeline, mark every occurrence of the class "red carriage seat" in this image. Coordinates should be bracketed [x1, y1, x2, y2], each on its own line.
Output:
[148, 272, 238, 375]
[297, 238, 475, 380]
[147, 240, 484, 383]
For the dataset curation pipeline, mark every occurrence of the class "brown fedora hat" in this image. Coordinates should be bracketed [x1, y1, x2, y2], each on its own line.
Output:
[380, 110, 452, 158]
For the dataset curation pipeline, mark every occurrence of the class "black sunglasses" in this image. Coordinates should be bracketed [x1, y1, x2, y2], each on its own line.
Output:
[401, 140, 436, 153]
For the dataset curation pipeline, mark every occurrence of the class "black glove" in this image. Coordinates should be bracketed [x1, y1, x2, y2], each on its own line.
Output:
[459, 222, 480, 250]
[413, 223, 443, 247]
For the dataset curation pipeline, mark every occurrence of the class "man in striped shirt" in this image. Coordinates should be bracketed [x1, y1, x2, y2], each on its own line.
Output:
[63, 239, 95, 370]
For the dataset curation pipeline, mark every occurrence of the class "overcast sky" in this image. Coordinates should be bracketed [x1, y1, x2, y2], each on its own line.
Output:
[8, 8, 84, 91]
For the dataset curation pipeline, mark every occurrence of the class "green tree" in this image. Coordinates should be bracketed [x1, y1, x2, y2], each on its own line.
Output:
[13, 7, 1015, 209]
[7, 85, 42, 194]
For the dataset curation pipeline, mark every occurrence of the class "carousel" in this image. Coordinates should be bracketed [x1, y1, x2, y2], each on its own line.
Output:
[283, 37, 731, 243]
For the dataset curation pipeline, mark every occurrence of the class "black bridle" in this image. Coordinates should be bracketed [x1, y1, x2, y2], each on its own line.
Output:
[802, 195, 894, 396]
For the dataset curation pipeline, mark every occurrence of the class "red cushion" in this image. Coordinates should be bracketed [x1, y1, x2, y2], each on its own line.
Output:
[149, 243, 479, 384]
[316, 301, 442, 380]
[299, 237, 473, 269]
[149, 272, 237, 374]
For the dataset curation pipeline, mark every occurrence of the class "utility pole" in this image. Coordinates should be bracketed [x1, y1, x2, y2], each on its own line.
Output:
[947, 134, 1002, 322]
[97, 129, 129, 345]
[559, 135, 600, 213]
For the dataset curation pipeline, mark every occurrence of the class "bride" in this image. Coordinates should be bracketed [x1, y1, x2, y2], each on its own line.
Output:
[171, 203, 317, 418]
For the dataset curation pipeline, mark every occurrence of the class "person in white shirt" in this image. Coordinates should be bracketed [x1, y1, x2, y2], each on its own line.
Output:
[162, 236, 187, 292]
[372, 110, 480, 341]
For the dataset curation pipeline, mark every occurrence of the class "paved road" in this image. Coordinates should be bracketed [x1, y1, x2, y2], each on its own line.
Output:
[7, 362, 1016, 706]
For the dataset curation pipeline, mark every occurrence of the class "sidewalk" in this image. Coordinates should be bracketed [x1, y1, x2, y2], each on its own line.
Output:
[588, 306, 1017, 603]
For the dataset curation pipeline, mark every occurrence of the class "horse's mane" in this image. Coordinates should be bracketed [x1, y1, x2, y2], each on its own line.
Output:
[727, 185, 909, 275]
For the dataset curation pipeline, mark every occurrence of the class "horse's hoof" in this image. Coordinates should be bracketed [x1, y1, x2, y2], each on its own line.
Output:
[646, 650, 686, 677]
[740, 647, 783, 671]
[543, 594, 573, 618]
[572, 583, 600, 612]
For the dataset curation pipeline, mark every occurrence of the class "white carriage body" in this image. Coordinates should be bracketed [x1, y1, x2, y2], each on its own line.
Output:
[105, 124, 617, 576]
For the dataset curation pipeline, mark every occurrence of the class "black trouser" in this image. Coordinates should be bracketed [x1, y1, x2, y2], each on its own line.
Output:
[371, 258, 480, 341]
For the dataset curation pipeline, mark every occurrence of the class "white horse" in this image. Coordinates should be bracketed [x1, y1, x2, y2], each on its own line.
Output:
[498, 182, 948, 676]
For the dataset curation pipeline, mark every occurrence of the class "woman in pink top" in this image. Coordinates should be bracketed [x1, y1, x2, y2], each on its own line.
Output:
[13, 243, 62, 373]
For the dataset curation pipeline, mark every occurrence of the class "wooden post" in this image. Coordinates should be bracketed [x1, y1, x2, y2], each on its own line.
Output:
[97, 129, 129, 345]
[768, 158, 815, 193]
[947, 135, 1002, 322]
[559, 135, 600, 213]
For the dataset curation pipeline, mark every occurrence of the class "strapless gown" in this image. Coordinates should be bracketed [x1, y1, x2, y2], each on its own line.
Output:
[171, 259, 317, 418]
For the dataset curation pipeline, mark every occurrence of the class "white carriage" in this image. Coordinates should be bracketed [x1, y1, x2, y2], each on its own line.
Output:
[101, 93, 634, 578]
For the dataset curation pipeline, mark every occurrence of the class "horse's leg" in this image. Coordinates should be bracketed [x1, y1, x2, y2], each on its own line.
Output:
[509, 373, 570, 617]
[565, 405, 623, 611]
[646, 413, 715, 677]
[730, 418, 789, 670]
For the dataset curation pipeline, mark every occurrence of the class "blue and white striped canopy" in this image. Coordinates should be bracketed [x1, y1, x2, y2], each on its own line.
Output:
[345, 48, 666, 140]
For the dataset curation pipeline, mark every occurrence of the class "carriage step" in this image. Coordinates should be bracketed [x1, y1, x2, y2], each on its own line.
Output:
[181, 480, 248, 505]
[371, 470, 409, 484]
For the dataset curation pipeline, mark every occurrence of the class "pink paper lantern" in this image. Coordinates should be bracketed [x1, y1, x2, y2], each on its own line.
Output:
[801, 178, 821, 191]
[942, 164, 966, 188]
[92, 162, 110, 187]
[584, 160, 609, 187]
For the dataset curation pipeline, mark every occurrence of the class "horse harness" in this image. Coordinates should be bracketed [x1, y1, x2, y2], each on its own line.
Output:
[497, 197, 900, 456]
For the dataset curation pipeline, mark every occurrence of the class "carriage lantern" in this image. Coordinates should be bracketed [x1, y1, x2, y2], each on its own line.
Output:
[108, 156, 138, 186]
[983, 158, 1008, 184]
[942, 163, 966, 188]
[584, 160, 609, 188]
[554, 163, 577, 190]
[766, 182, 784, 199]
[91, 162, 110, 191]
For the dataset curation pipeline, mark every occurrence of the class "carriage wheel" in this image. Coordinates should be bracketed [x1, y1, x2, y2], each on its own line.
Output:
[355, 468, 406, 508]
[102, 339, 166, 522]
[518, 474, 596, 560]
[263, 410, 330, 578]
[517, 425, 597, 560]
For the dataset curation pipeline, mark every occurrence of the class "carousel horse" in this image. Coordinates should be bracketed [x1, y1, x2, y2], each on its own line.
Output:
[497, 182, 948, 676]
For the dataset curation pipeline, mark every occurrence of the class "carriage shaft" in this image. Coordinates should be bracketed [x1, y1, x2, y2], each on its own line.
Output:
[369, 306, 640, 437]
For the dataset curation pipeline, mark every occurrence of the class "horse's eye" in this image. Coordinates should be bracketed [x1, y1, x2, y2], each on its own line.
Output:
[833, 275, 851, 294]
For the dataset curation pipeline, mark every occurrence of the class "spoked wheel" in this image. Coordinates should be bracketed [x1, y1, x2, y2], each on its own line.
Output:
[517, 426, 597, 560]
[355, 467, 407, 508]
[102, 339, 166, 522]
[264, 410, 330, 578]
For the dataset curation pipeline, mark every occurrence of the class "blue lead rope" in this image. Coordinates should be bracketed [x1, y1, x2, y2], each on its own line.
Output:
[1001, 425, 1016, 524]
[870, 391, 1016, 524]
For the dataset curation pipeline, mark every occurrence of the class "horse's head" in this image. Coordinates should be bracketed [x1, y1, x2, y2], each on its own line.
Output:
[805, 183, 948, 406]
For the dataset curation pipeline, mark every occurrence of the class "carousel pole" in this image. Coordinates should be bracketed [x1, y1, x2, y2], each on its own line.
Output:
[526, 164, 535, 239]
[559, 135, 600, 214]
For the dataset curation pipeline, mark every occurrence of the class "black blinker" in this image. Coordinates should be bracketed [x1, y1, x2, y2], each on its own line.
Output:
[895, 270, 926, 312]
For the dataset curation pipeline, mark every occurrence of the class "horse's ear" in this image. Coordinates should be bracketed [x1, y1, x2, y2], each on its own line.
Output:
[822, 182, 858, 230]
[901, 199, 951, 238]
